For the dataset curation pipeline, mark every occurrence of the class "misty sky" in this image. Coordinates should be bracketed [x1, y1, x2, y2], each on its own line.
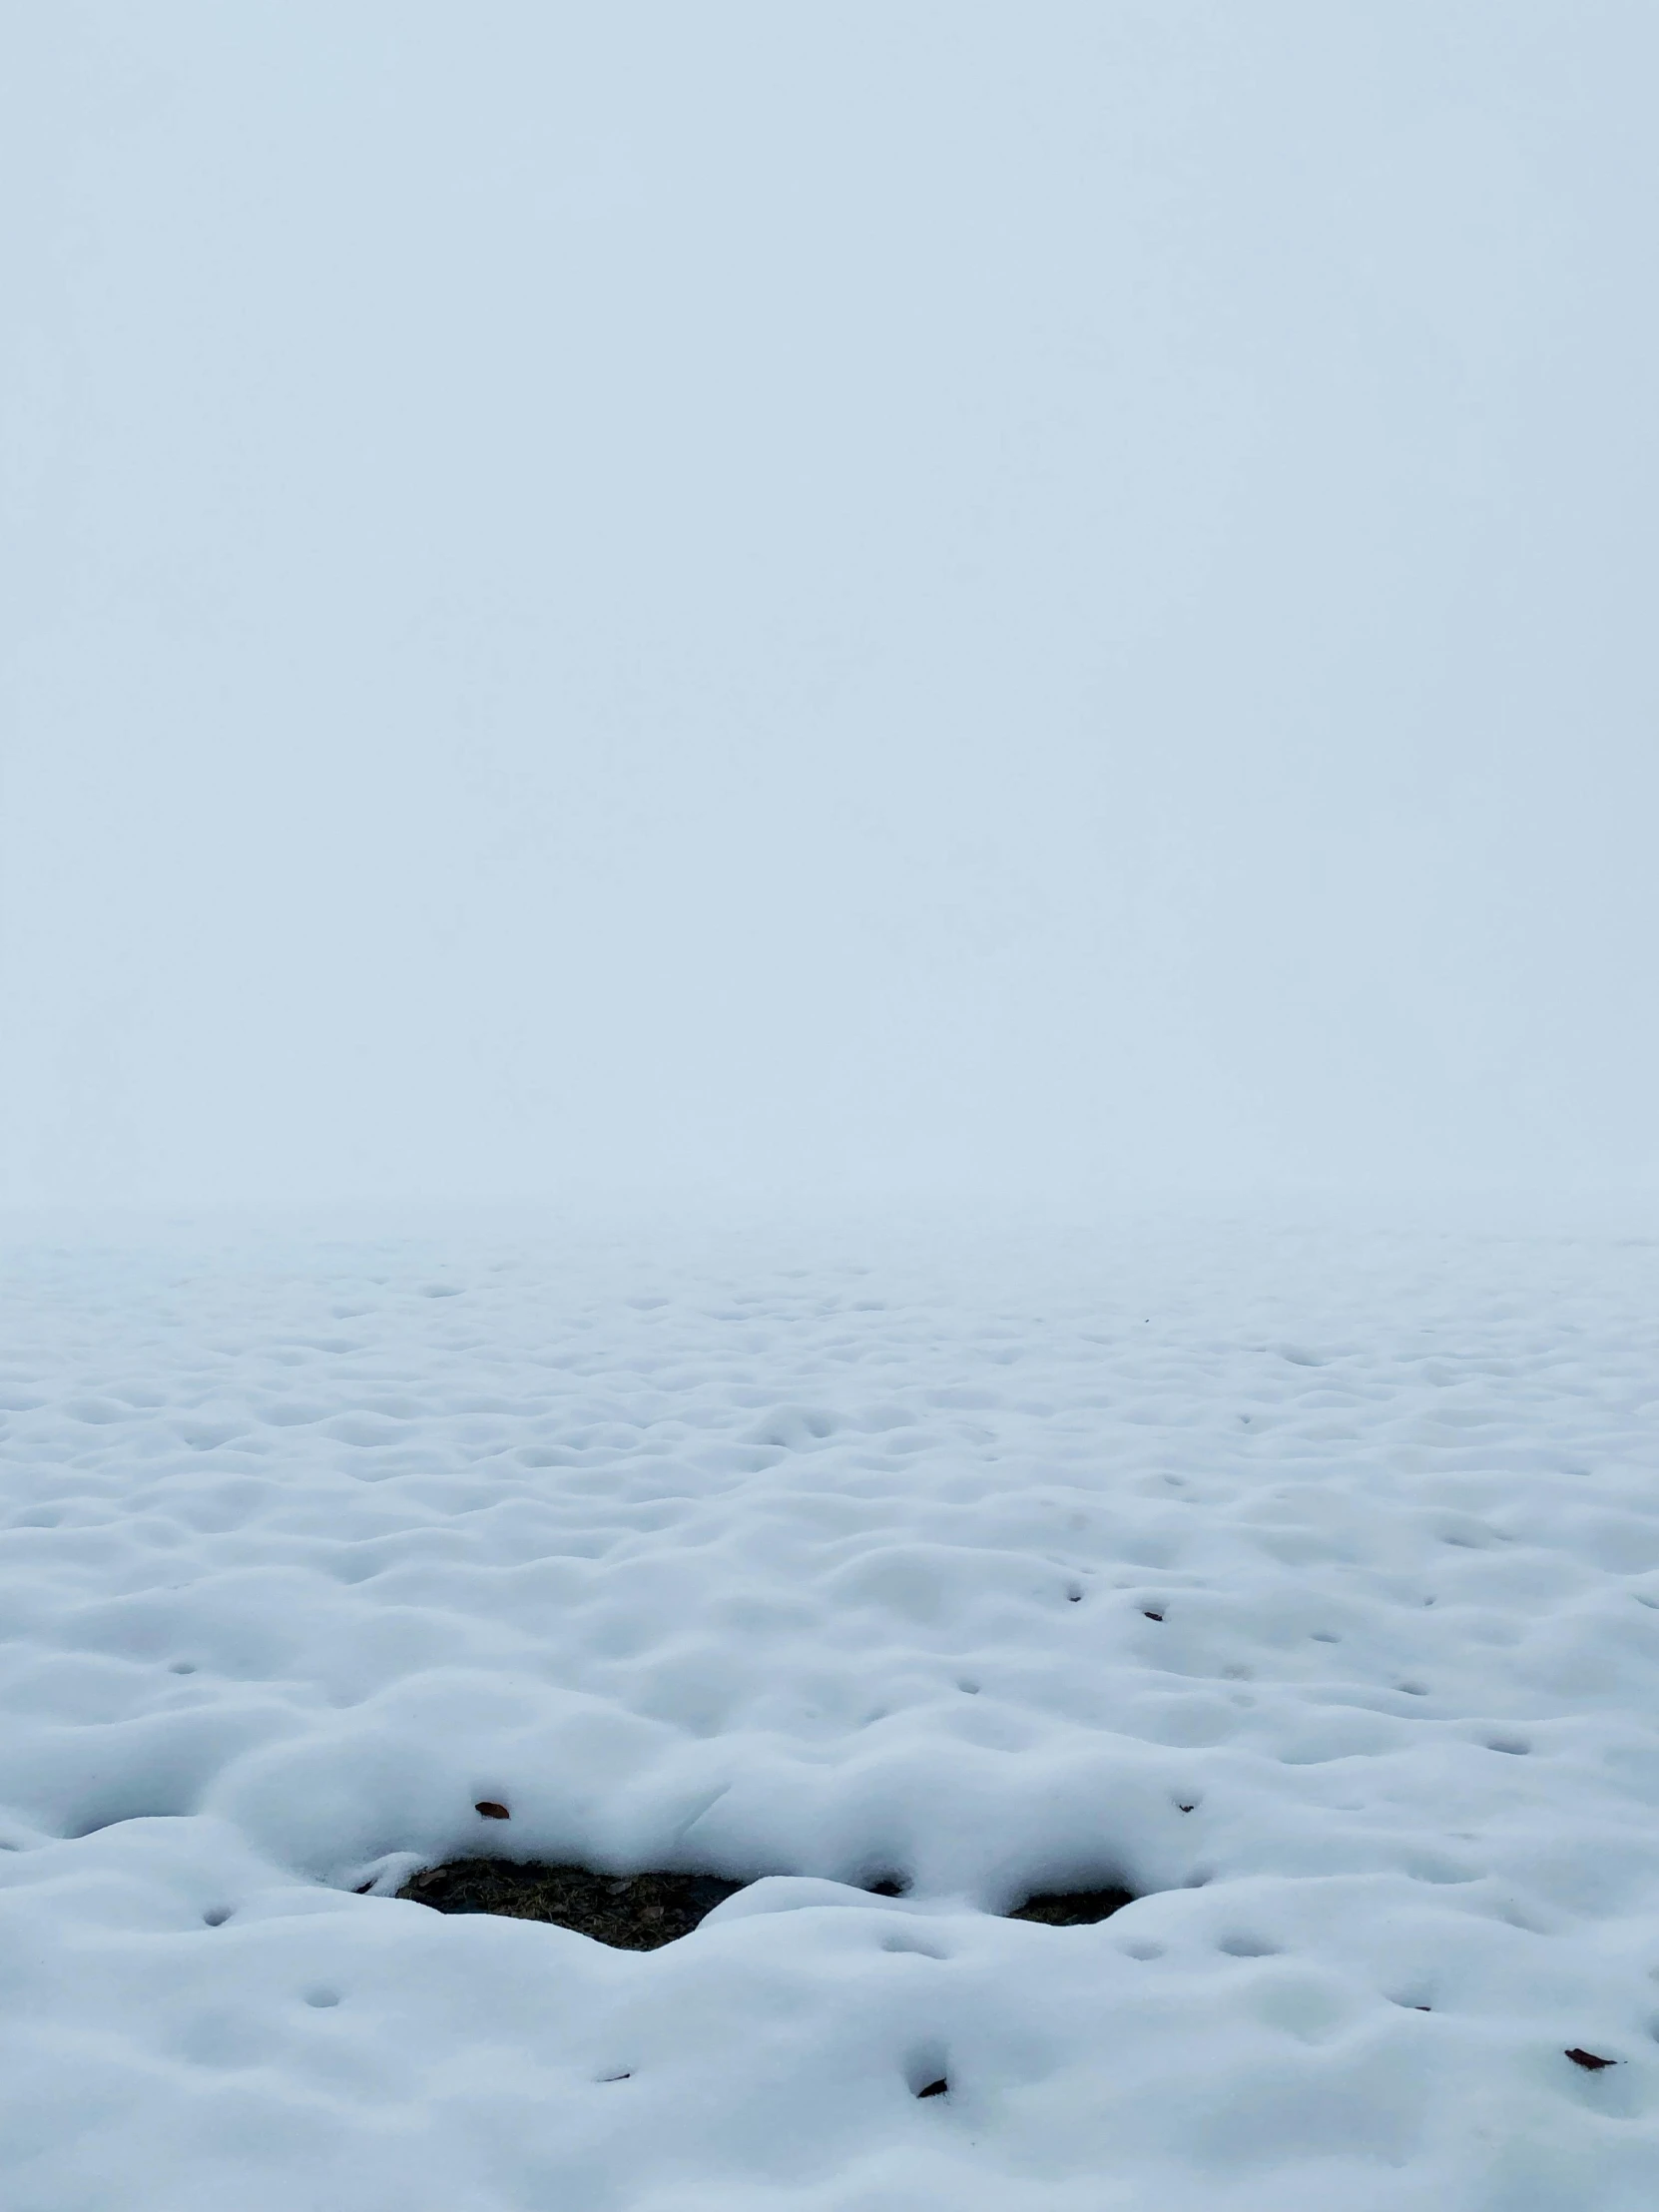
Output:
[4, 2, 1655, 1208]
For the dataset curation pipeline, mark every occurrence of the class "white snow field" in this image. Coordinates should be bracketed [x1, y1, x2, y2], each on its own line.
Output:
[2, 1208, 1658, 2211]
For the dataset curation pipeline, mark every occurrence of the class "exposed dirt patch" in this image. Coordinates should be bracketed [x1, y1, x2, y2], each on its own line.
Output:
[1007, 1885, 1135, 1927]
[397, 1858, 1138, 1943]
[397, 1861, 747, 1948]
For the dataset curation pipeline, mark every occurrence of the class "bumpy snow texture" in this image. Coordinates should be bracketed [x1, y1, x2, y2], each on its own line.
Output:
[1, 1212, 1658, 2211]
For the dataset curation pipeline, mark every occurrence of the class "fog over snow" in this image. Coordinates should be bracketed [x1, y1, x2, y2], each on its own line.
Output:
[3, 9, 1659, 2212]
[4, 1, 1656, 1210]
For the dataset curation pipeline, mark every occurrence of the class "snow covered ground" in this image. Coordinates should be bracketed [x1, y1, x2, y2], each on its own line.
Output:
[2, 1206, 1657, 2211]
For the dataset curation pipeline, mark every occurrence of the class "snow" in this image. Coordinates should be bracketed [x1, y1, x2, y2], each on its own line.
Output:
[2, 1208, 1657, 2210]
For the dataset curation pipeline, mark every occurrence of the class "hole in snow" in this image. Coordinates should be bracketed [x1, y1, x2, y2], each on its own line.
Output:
[203, 1907, 232, 1928]
[1485, 1736, 1531, 1756]
[1406, 1857, 1477, 1886]
[881, 1931, 947, 1958]
[1007, 1885, 1134, 1928]
[303, 1987, 340, 2008]
[397, 1861, 748, 1948]
[864, 1873, 910, 1898]
[1218, 1934, 1281, 1957]
[904, 2043, 951, 2098]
